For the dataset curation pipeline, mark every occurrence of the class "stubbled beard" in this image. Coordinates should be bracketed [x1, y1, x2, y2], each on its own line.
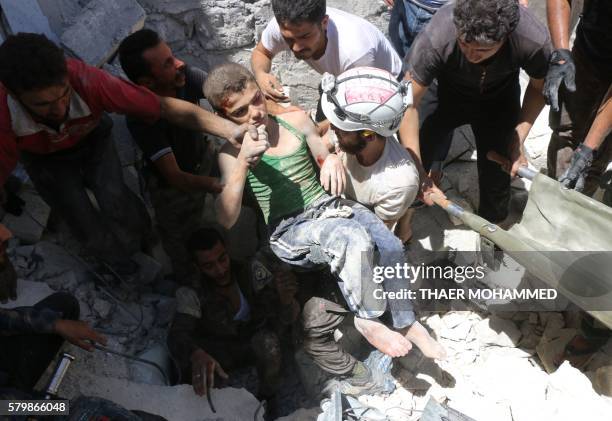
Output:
[339, 137, 367, 154]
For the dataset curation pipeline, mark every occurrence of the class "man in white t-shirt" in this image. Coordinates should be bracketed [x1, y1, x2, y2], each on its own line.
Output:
[251, 0, 402, 122]
[321, 67, 419, 242]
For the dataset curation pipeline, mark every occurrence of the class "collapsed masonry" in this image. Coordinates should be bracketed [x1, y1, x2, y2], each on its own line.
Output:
[0, 1, 611, 420]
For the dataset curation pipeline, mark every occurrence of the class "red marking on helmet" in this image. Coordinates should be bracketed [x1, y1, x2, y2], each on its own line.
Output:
[344, 86, 394, 104]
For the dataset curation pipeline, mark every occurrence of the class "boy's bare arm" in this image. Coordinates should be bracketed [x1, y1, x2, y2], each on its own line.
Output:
[215, 127, 269, 229]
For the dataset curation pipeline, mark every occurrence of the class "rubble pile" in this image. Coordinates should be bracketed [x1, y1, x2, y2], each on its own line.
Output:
[344, 311, 612, 421]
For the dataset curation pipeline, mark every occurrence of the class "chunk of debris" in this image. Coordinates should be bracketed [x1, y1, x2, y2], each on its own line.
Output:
[60, 0, 145, 66]
[0, 0, 60, 44]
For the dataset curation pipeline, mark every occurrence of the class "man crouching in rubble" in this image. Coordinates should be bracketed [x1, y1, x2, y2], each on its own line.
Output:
[204, 63, 446, 363]
[167, 227, 299, 418]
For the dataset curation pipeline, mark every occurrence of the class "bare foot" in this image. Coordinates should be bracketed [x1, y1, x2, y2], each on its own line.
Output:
[403, 321, 447, 360]
[354, 317, 412, 357]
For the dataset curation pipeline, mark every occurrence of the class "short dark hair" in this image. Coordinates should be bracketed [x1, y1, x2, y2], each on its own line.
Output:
[0, 33, 67, 94]
[453, 0, 520, 44]
[272, 0, 326, 25]
[203, 63, 257, 112]
[187, 227, 225, 254]
[118, 29, 162, 82]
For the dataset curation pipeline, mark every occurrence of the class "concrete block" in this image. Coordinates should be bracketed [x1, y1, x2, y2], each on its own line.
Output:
[57, 372, 264, 421]
[60, 0, 145, 67]
[0, 0, 60, 44]
[2, 184, 50, 245]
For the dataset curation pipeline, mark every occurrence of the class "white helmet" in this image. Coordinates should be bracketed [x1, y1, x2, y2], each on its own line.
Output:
[320, 67, 412, 137]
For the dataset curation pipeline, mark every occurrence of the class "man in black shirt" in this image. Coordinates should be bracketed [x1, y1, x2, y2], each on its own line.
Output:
[119, 30, 221, 287]
[544, 0, 612, 195]
[399, 0, 551, 223]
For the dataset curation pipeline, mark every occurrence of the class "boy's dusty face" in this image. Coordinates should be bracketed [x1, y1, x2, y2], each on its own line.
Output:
[221, 82, 268, 127]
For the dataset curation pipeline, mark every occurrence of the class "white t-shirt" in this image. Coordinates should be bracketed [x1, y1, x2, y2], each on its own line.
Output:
[261, 7, 402, 78]
[343, 137, 419, 221]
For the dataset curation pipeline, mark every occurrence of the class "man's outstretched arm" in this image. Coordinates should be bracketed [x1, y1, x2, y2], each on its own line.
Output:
[158, 96, 246, 148]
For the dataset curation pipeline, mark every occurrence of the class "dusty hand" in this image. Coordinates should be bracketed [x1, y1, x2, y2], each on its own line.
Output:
[238, 125, 269, 168]
[320, 154, 346, 196]
[54, 319, 107, 351]
[429, 161, 443, 186]
[543, 49, 576, 112]
[419, 176, 446, 206]
[274, 269, 298, 305]
[559, 144, 594, 192]
[256, 73, 288, 102]
[191, 349, 228, 397]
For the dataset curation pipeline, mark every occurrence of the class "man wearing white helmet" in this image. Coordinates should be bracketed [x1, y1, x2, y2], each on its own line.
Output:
[321, 67, 419, 242]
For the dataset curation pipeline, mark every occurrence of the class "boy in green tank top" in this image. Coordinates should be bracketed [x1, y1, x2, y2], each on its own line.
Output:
[204, 63, 446, 364]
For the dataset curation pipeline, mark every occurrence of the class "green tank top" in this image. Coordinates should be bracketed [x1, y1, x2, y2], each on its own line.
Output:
[247, 116, 325, 224]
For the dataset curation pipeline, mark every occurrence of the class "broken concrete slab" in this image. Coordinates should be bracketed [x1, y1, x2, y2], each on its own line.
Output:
[59, 371, 264, 421]
[544, 361, 612, 421]
[60, 0, 145, 67]
[277, 407, 321, 421]
[1, 184, 51, 244]
[536, 328, 578, 373]
[448, 395, 513, 421]
[0, 0, 60, 44]
[0, 279, 55, 309]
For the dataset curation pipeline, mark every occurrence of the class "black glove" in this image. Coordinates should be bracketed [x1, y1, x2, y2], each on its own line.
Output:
[559, 143, 594, 192]
[543, 49, 576, 112]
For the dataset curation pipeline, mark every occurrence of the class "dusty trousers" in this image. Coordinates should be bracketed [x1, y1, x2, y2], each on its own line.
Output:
[418, 81, 521, 223]
[21, 115, 151, 266]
